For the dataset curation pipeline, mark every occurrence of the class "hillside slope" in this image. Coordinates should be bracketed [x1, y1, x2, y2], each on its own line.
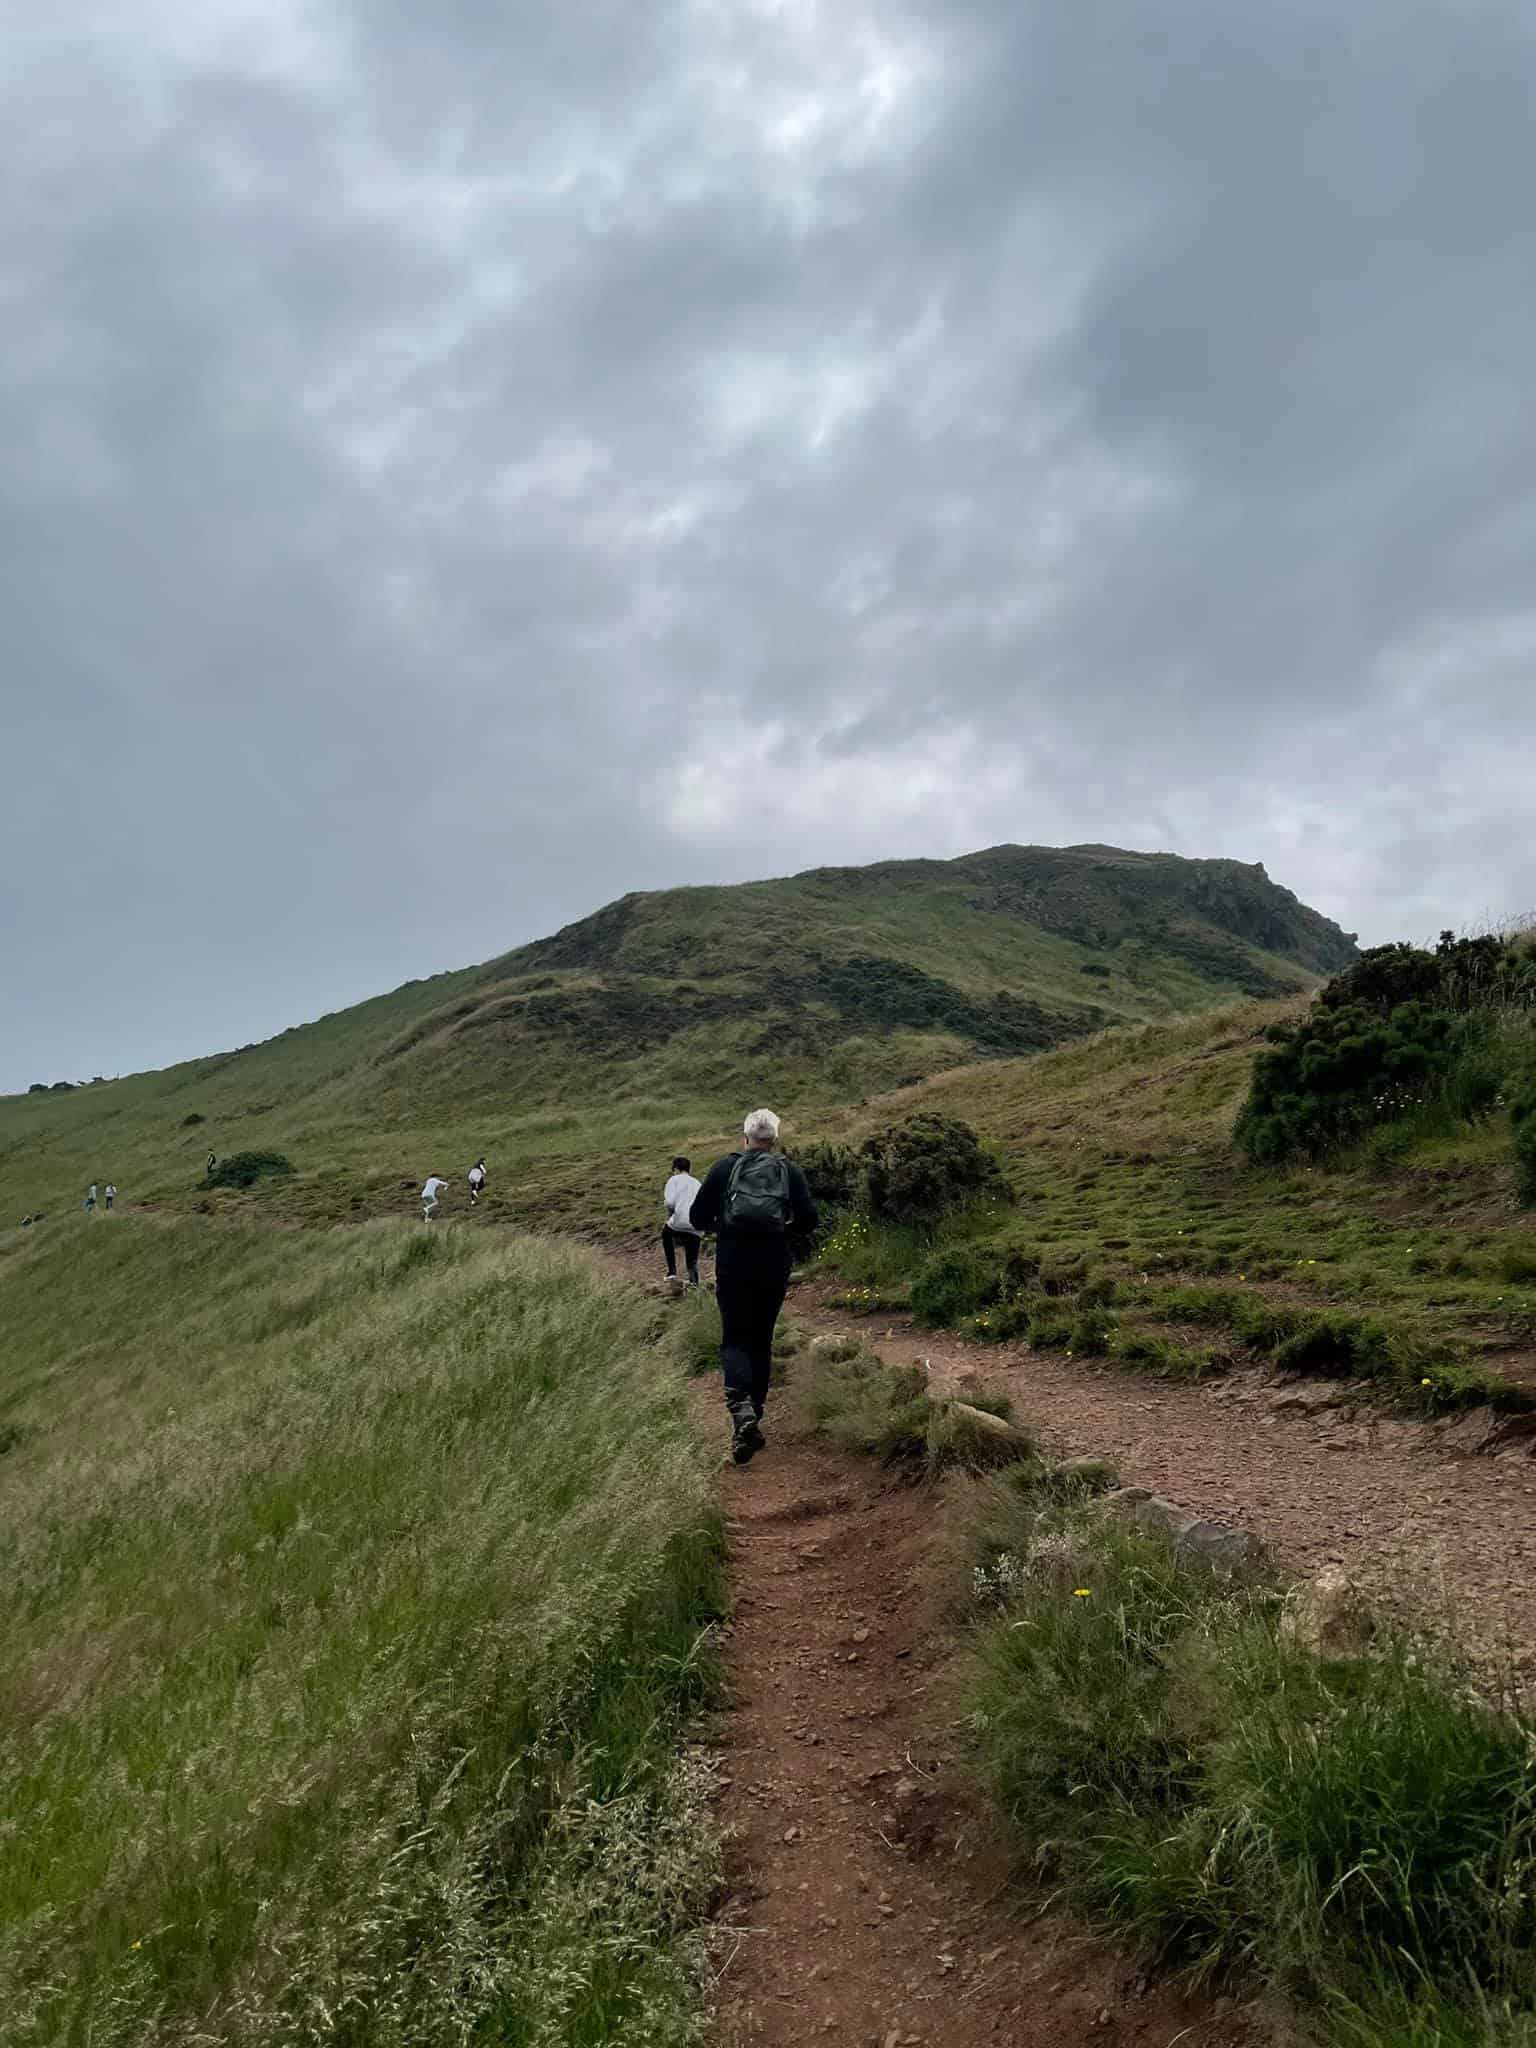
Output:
[0, 844, 1354, 1224]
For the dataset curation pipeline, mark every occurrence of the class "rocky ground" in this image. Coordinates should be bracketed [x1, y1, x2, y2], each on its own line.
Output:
[703, 1391, 1265, 2048]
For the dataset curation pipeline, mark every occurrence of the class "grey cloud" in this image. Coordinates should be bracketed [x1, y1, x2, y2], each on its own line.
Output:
[3, 0, 1534, 1089]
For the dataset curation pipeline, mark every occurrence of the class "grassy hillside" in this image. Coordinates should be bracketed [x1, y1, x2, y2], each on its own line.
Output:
[0, 1217, 722, 2046]
[810, 998, 1536, 1406]
[0, 843, 1353, 1230]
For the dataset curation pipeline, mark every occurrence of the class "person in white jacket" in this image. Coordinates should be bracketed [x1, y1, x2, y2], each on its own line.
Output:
[421, 1174, 448, 1223]
[661, 1155, 703, 1287]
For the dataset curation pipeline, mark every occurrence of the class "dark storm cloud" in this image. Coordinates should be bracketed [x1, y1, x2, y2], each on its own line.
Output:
[3, 0, 1533, 1088]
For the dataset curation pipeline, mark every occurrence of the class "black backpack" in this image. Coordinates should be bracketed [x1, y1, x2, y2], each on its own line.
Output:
[724, 1151, 793, 1233]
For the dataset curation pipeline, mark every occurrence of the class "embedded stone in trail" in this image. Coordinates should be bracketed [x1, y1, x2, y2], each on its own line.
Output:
[809, 1332, 862, 1363]
[1281, 1565, 1377, 1659]
[1102, 1488, 1264, 1571]
[1269, 1383, 1345, 1417]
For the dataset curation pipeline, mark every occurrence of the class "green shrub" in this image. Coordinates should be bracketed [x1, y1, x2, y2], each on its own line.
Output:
[1237, 932, 1536, 1169]
[181, 1112, 206, 1127]
[1236, 1002, 1473, 1164]
[1514, 1086, 1536, 1209]
[1068, 1307, 1117, 1356]
[204, 1150, 294, 1190]
[1496, 1240, 1536, 1285]
[860, 1113, 1007, 1229]
[911, 1246, 1007, 1326]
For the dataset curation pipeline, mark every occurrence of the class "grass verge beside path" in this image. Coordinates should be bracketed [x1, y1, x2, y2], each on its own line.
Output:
[0, 1216, 724, 2047]
[795, 1338, 1536, 2047]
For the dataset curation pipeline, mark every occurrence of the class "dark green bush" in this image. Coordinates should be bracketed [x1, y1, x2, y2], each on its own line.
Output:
[911, 1247, 1006, 1326]
[1238, 930, 1536, 1168]
[860, 1113, 1007, 1229]
[1067, 1307, 1117, 1356]
[204, 1151, 295, 1190]
[791, 1139, 862, 1215]
[182, 1112, 206, 1128]
[1514, 1086, 1536, 1210]
[1235, 1001, 1473, 1164]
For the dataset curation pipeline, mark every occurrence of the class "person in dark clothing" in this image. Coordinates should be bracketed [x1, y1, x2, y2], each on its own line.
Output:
[689, 1108, 818, 1465]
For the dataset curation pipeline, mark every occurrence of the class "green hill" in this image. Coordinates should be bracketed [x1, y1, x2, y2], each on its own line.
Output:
[0, 844, 1354, 1228]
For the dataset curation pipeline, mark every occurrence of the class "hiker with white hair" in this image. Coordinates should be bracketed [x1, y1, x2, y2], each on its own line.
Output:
[689, 1108, 818, 1465]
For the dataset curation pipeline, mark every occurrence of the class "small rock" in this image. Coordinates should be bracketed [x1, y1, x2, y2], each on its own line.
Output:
[1280, 1566, 1377, 1658]
[852, 1626, 871, 1644]
[1269, 1383, 1342, 1417]
[1175, 1518, 1264, 1571]
[811, 1334, 862, 1363]
[1057, 1456, 1120, 1493]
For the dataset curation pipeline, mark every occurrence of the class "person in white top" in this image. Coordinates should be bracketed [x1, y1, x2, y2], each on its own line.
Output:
[661, 1155, 703, 1287]
[421, 1174, 449, 1222]
[467, 1159, 487, 1206]
[83, 1183, 98, 1213]
[104, 1183, 117, 1211]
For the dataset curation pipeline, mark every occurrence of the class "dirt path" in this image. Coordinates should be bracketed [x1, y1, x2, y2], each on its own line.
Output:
[788, 1279, 1536, 1675]
[704, 1389, 1261, 2048]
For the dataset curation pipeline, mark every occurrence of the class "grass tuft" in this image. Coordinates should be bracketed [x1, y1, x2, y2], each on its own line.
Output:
[963, 1465, 1536, 2043]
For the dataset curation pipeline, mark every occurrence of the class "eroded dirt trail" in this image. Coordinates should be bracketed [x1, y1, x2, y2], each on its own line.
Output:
[705, 1391, 1258, 2048]
[788, 1279, 1536, 1672]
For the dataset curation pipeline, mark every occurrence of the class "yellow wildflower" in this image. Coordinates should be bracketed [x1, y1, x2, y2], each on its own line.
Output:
[1073, 1588, 1092, 1598]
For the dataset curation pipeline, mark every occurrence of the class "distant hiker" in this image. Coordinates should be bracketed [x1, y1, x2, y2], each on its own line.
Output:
[421, 1173, 448, 1222]
[207, 1152, 217, 1176]
[83, 1183, 97, 1213]
[690, 1109, 818, 1466]
[468, 1159, 487, 1206]
[104, 1183, 116, 1211]
[661, 1155, 703, 1288]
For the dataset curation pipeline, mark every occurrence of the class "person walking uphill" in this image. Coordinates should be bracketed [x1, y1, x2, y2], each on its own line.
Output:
[690, 1109, 817, 1466]
[661, 1155, 702, 1287]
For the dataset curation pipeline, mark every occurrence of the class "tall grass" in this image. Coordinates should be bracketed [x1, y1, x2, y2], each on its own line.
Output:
[964, 1471, 1536, 2046]
[0, 1217, 723, 2046]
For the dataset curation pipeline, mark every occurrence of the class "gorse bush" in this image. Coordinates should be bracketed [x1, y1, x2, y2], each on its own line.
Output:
[792, 1139, 863, 1215]
[1236, 933, 1536, 1176]
[859, 1112, 1007, 1228]
[1514, 1084, 1536, 1209]
[1235, 1001, 1476, 1165]
[798, 1114, 1006, 1250]
[204, 1148, 294, 1189]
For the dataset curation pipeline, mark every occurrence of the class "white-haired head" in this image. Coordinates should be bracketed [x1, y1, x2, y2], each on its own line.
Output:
[742, 1107, 781, 1147]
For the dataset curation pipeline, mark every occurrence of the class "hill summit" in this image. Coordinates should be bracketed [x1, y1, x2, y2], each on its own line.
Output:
[371, 841, 1355, 1108]
[0, 841, 1355, 1224]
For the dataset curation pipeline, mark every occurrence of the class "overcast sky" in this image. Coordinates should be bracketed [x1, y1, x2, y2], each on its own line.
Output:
[4, 0, 1534, 1089]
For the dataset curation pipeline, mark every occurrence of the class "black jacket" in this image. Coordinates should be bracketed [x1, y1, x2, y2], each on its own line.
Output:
[690, 1150, 818, 1244]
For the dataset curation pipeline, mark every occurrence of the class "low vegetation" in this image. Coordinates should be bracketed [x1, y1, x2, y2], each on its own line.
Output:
[808, 987, 1536, 1410]
[1236, 932, 1536, 1186]
[0, 1218, 723, 2047]
[963, 1463, 1536, 2046]
[203, 1147, 295, 1189]
[792, 1335, 1536, 2045]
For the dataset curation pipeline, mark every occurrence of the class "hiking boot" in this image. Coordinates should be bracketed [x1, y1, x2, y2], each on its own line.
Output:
[729, 1403, 766, 1465]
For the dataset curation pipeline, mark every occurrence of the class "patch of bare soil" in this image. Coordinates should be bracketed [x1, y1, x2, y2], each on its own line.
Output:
[703, 1389, 1263, 2048]
[791, 1279, 1536, 1676]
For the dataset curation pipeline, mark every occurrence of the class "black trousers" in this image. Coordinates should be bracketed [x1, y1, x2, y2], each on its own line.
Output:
[661, 1226, 701, 1282]
[717, 1241, 791, 1418]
